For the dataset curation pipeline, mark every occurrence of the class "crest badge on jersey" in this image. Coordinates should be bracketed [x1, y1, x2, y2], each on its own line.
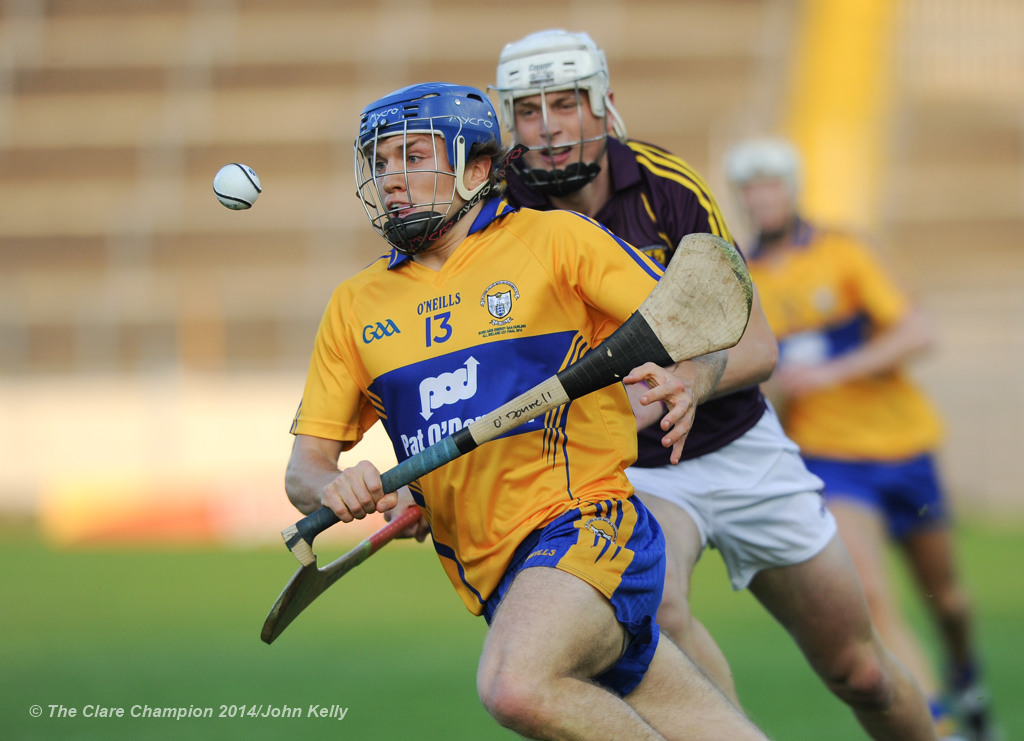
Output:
[480, 280, 520, 326]
[488, 290, 512, 318]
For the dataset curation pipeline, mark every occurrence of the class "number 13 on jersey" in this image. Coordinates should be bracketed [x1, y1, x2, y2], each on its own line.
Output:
[426, 311, 452, 347]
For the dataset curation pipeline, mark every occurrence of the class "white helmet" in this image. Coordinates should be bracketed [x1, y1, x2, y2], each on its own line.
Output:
[724, 137, 801, 196]
[492, 29, 626, 197]
[493, 29, 625, 137]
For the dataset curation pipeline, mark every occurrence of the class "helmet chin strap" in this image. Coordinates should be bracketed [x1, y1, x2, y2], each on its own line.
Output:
[382, 210, 447, 254]
[518, 160, 602, 197]
[516, 134, 609, 198]
[757, 215, 800, 246]
[384, 180, 494, 256]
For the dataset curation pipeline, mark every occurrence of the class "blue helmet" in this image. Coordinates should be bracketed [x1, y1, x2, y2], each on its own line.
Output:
[355, 83, 502, 255]
[358, 83, 500, 176]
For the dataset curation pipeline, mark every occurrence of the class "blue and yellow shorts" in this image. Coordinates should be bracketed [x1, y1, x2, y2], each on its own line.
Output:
[482, 497, 665, 697]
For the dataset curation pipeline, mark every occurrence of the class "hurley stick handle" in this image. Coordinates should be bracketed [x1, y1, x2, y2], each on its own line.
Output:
[282, 438, 463, 565]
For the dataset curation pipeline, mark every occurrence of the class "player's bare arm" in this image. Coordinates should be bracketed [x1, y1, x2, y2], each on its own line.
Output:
[285, 434, 345, 514]
[625, 351, 727, 463]
[285, 435, 399, 519]
[712, 283, 777, 397]
[776, 305, 934, 398]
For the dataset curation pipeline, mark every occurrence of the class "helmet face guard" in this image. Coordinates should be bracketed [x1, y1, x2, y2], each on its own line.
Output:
[492, 29, 627, 197]
[509, 85, 609, 198]
[355, 83, 500, 255]
[355, 122, 456, 256]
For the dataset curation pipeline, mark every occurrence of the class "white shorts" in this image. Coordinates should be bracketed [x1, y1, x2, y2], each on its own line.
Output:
[626, 405, 836, 590]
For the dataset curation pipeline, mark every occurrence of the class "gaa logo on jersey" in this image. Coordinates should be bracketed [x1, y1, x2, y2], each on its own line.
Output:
[480, 280, 520, 326]
[362, 319, 401, 343]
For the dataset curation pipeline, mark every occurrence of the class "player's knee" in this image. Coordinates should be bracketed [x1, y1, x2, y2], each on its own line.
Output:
[477, 668, 552, 735]
[656, 590, 694, 642]
[823, 644, 894, 711]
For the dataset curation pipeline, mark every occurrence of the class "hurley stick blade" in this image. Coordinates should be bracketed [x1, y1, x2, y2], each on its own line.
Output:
[261, 562, 324, 644]
[551, 232, 751, 401]
[263, 506, 422, 644]
[638, 232, 752, 360]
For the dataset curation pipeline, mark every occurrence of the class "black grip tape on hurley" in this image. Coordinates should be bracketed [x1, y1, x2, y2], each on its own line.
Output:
[556, 312, 673, 400]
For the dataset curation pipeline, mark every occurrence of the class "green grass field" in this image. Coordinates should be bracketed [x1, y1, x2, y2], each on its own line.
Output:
[2, 520, 1020, 740]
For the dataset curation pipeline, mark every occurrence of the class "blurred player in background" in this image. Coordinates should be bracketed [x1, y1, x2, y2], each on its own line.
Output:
[493, 28, 938, 741]
[285, 81, 769, 740]
[726, 136, 996, 741]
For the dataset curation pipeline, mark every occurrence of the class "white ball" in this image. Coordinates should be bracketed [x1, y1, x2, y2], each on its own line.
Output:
[213, 163, 262, 210]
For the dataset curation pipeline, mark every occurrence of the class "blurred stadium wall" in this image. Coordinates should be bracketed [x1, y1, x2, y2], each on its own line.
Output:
[1, 0, 1021, 544]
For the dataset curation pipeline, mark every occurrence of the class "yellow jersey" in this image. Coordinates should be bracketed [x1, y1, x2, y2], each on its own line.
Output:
[291, 198, 664, 614]
[748, 222, 942, 460]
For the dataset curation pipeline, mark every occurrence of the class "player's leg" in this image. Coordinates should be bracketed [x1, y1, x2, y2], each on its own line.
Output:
[635, 489, 741, 706]
[623, 628, 766, 740]
[477, 499, 766, 740]
[630, 405, 833, 710]
[902, 527, 972, 673]
[901, 526, 995, 741]
[807, 453, 958, 734]
[477, 565, 658, 740]
[829, 499, 942, 700]
[477, 565, 765, 740]
[888, 454, 996, 741]
[748, 534, 937, 741]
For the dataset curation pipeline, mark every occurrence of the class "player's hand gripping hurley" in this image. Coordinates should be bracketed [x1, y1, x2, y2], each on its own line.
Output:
[282, 232, 753, 565]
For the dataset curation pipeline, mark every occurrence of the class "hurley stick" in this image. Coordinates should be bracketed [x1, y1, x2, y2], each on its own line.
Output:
[282, 232, 752, 566]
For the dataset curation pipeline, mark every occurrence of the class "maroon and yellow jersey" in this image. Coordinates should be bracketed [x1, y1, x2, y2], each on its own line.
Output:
[505, 138, 768, 464]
